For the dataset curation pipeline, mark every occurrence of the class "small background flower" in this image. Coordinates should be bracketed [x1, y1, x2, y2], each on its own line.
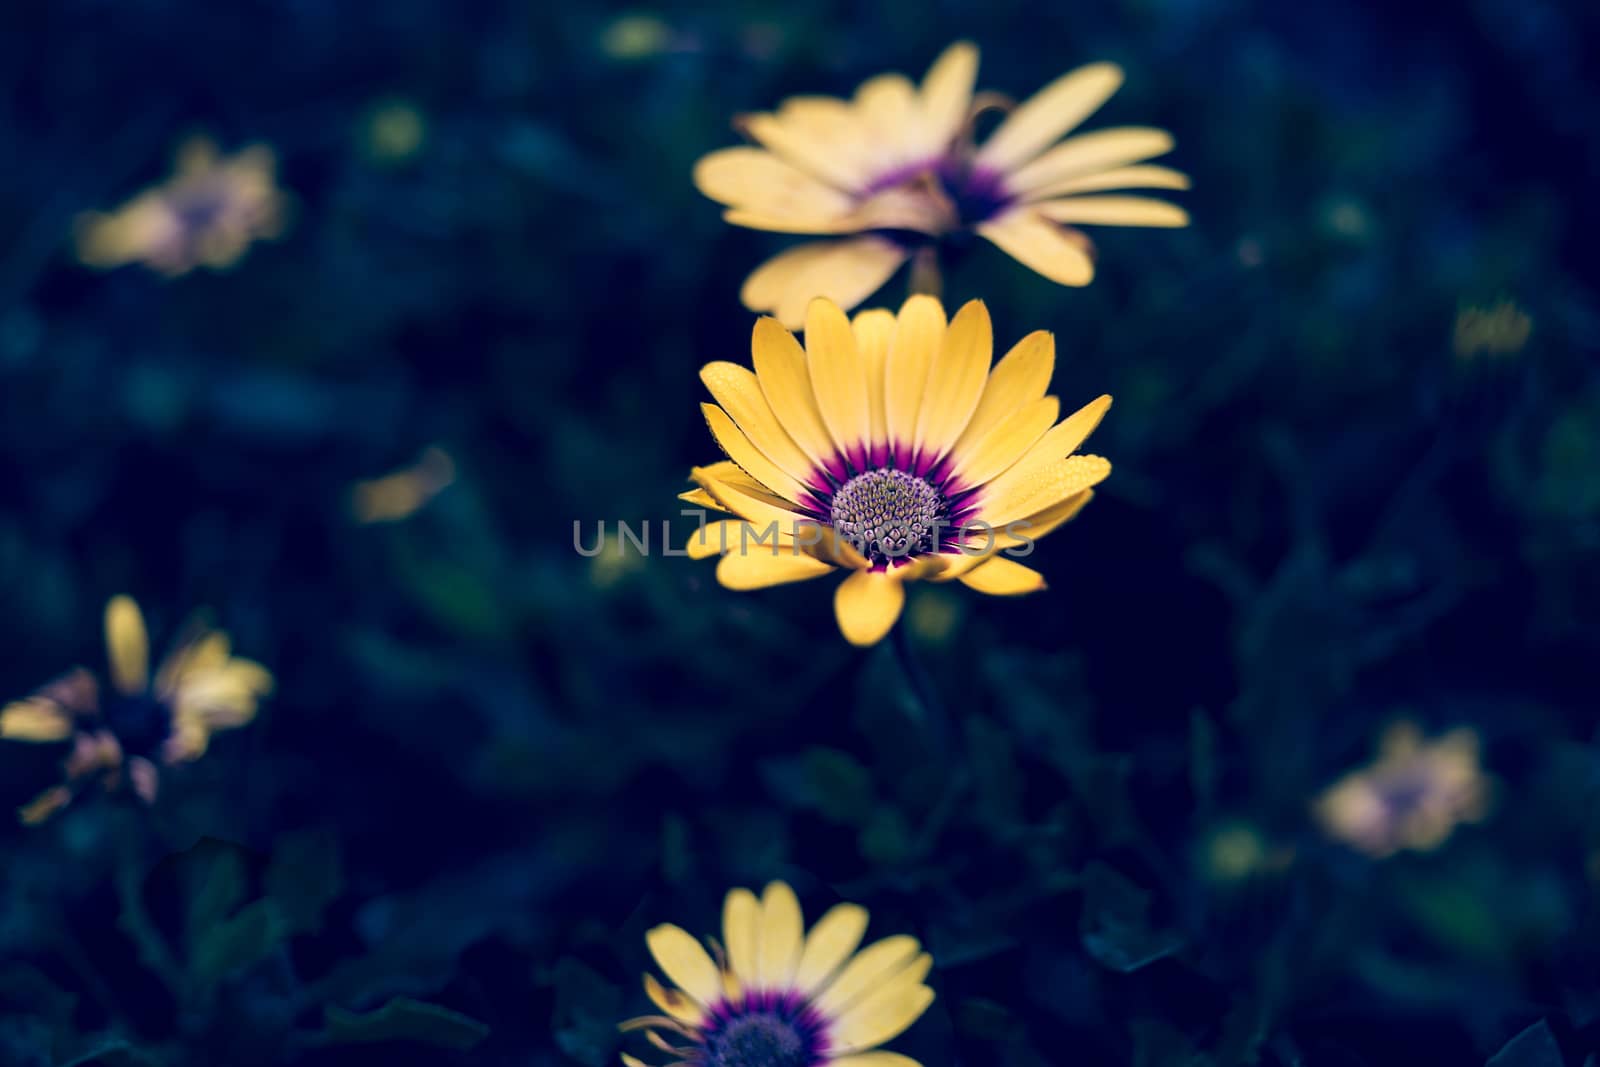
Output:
[75, 136, 288, 276]
[694, 42, 1190, 324]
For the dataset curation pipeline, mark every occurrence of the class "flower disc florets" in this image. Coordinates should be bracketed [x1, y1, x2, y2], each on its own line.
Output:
[829, 468, 946, 565]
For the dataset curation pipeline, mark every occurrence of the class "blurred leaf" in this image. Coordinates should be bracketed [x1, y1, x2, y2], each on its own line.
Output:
[184, 843, 247, 954]
[1133, 1018, 1212, 1067]
[761, 747, 875, 826]
[953, 996, 1018, 1041]
[858, 807, 914, 867]
[548, 957, 622, 1066]
[265, 828, 343, 936]
[191, 899, 289, 985]
[323, 996, 490, 1051]
[1079, 862, 1185, 973]
[967, 715, 1023, 825]
[1485, 1020, 1562, 1067]
[56, 1041, 160, 1067]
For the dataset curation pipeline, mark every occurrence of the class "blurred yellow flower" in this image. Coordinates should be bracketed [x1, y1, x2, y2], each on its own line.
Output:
[682, 295, 1110, 646]
[361, 99, 428, 164]
[620, 880, 934, 1067]
[1453, 299, 1531, 360]
[1314, 722, 1491, 859]
[75, 137, 288, 276]
[694, 41, 1189, 325]
[350, 446, 457, 523]
[0, 596, 273, 823]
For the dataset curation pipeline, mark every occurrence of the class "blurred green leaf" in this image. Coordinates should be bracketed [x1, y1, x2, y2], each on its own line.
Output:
[1132, 1018, 1212, 1067]
[1486, 1020, 1562, 1067]
[191, 899, 289, 985]
[548, 957, 622, 1066]
[185, 843, 247, 955]
[322, 996, 490, 1051]
[967, 715, 1023, 825]
[761, 747, 875, 826]
[1079, 862, 1185, 973]
[56, 1041, 159, 1067]
[858, 807, 914, 867]
[265, 828, 343, 936]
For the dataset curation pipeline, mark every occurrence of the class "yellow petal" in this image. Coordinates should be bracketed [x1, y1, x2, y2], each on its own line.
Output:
[794, 902, 870, 994]
[686, 520, 789, 560]
[985, 393, 1112, 494]
[976, 209, 1094, 287]
[741, 239, 909, 328]
[827, 1054, 927, 1067]
[806, 298, 871, 465]
[703, 403, 811, 505]
[753, 316, 843, 476]
[992, 488, 1096, 548]
[1006, 127, 1176, 197]
[693, 146, 855, 215]
[912, 299, 993, 467]
[953, 330, 1055, 452]
[852, 309, 896, 458]
[834, 570, 906, 647]
[977, 454, 1112, 528]
[741, 110, 870, 191]
[756, 881, 805, 989]
[957, 556, 1047, 596]
[716, 544, 836, 590]
[1034, 195, 1190, 228]
[975, 61, 1124, 172]
[854, 74, 918, 170]
[19, 786, 73, 825]
[0, 698, 74, 742]
[644, 972, 705, 1026]
[1023, 163, 1191, 199]
[701, 360, 820, 489]
[946, 396, 1060, 489]
[644, 924, 722, 1006]
[691, 464, 812, 532]
[621, 1054, 651, 1067]
[798, 522, 873, 571]
[916, 41, 979, 156]
[883, 295, 946, 457]
[104, 595, 149, 695]
[828, 955, 934, 1052]
[812, 935, 921, 1016]
[679, 485, 728, 512]
[723, 887, 761, 988]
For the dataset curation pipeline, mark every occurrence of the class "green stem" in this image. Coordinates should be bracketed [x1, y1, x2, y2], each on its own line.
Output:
[890, 624, 951, 758]
[908, 245, 943, 300]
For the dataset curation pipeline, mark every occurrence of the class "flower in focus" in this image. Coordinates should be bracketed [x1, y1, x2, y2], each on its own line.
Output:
[0, 596, 273, 823]
[681, 295, 1110, 646]
[1313, 722, 1491, 859]
[621, 880, 934, 1067]
[75, 137, 288, 276]
[694, 41, 1189, 324]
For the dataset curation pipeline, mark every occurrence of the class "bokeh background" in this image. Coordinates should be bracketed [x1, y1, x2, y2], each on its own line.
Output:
[2, 1, 1599, 1064]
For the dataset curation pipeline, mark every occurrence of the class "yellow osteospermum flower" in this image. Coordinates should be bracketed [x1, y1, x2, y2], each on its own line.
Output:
[695, 41, 1189, 325]
[0, 595, 273, 822]
[682, 295, 1110, 647]
[1313, 722, 1491, 859]
[621, 881, 934, 1067]
[75, 137, 288, 276]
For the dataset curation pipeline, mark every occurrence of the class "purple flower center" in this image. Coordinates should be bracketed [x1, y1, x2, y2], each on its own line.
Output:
[830, 468, 946, 565]
[702, 992, 827, 1067]
[105, 691, 172, 759]
[861, 155, 1014, 230]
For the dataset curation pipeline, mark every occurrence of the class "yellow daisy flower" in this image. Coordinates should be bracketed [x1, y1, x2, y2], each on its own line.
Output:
[75, 137, 288, 276]
[682, 295, 1110, 646]
[694, 41, 1189, 325]
[621, 881, 934, 1067]
[1313, 722, 1491, 859]
[0, 595, 273, 823]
